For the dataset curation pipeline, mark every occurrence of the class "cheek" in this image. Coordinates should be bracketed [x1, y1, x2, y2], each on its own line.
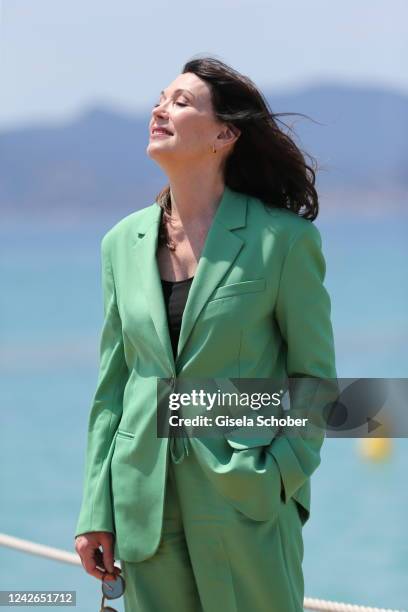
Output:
[175, 117, 211, 148]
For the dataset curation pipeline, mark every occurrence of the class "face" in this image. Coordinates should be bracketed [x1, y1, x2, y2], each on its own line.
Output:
[147, 72, 239, 165]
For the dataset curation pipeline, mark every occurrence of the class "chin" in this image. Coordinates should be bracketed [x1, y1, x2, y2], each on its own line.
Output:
[147, 143, 175, 159]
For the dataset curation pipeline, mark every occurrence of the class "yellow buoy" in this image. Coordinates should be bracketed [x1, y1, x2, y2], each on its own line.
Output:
[359, 436, 392, 461]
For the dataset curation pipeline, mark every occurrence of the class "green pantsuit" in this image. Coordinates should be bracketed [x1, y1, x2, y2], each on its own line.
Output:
[121, 435, 304, 612]
[75, 186, 337, 608]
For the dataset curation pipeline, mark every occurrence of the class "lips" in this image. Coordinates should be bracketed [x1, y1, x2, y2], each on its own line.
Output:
[151, 127, 173, 135]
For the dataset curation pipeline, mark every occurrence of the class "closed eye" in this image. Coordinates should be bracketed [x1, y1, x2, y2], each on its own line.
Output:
[153, 102, 188, 108]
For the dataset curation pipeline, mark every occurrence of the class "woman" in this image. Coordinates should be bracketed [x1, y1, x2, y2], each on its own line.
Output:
[74, 56, 337, 611]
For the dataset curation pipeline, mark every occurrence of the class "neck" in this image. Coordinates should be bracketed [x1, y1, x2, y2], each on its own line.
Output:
[165, 165, 226, 229]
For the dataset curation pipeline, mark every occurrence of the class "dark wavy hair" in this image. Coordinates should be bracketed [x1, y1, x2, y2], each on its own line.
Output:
[156, 55, 320, 250]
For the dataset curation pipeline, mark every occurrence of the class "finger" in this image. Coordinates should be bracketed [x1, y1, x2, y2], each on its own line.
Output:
[93, 550, 121, 579]
[111, 566, 122, 579]
[81, 546, 108, 580]
[89, 567, 106, 581]
[82, 556, 107, 581]
[101, 536, 115, 574]
[96, 566, 122, 580]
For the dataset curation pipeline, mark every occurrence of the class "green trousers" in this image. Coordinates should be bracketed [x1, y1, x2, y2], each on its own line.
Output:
[121, 437, 305, 612]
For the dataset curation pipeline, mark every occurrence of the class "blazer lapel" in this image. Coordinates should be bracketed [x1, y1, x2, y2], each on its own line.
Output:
[131, 204, 175, 373]
[130, 185, 248, 375]
[176, 186, 247, 365]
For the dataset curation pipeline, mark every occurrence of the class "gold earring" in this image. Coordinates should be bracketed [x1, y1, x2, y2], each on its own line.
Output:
[212, 144, 217, 153]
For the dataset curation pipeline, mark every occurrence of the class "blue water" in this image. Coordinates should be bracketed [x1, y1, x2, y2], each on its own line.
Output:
[0, 210, 407, 611]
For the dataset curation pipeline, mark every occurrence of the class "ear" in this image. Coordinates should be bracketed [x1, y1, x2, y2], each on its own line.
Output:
[217, 123, 241, 148]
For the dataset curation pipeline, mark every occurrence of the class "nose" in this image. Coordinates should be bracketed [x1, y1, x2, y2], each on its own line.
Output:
[152, 99, 170, 119]
[150, 105, 168, 130]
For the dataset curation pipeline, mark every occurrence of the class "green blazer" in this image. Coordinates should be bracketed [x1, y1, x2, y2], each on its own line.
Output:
[75, 185, 337, 562]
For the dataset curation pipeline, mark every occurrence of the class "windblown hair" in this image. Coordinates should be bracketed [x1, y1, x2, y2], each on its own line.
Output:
[155, 55, 320, 250]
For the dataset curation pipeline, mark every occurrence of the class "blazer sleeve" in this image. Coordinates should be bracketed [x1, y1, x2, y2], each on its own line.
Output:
[267, 221, 338, 504]
[75, 234, 129, 537]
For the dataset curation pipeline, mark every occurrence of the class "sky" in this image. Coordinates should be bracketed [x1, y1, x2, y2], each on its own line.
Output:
[0, 0, 407, 129]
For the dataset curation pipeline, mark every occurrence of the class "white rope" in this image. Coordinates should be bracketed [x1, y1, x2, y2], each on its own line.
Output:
[304, 596, 405, 612]
[0, 533, 405, 612]
[0, 533, 81, 566]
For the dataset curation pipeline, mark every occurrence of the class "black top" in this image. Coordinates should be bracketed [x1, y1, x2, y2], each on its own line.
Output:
[160, 276, 194, 358]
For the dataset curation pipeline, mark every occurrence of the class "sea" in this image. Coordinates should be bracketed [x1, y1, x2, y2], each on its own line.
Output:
[1, 205, 407, 611]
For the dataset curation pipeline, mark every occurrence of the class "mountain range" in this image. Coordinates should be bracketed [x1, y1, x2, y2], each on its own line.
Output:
[1, 83, 407, 220]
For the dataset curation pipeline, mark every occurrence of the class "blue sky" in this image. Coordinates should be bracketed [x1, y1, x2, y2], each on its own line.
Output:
[0, 0, 407, 129]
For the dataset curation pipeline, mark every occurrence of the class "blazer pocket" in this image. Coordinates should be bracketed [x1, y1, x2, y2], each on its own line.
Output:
[116, 429, 135, 440]
[209, 278, 266, 302]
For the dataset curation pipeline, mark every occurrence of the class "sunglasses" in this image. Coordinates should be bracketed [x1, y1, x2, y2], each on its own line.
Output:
[100, 574, 126, 612]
